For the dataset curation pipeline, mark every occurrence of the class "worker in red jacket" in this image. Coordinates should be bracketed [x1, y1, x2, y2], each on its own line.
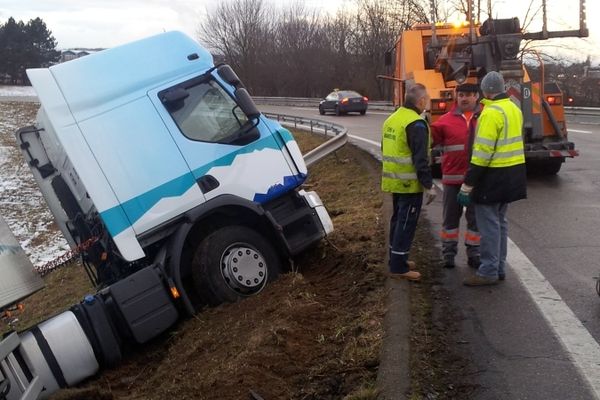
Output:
[431, 83, 482, 269]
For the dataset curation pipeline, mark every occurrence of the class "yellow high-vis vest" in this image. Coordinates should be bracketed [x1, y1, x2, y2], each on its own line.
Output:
[381, 107, 430, 193]
[471, 98, 525, 168]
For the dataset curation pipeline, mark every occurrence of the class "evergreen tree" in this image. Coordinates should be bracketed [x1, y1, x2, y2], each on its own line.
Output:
[0, 16, 60, 84]
[25, 18, 60, 68]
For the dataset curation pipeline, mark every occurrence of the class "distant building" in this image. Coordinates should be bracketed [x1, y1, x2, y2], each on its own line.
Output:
[584, 66, 600, 79]
[59, 49, 103, 63]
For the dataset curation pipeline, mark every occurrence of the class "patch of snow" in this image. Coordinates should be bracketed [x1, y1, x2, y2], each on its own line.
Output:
[0, 85, 36, 97]
[0, 101, 69, 269]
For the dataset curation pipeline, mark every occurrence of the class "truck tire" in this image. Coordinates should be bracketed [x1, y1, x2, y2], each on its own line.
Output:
[191, 225, 282, 306]
[542, 158, 563, 175]
[527, 158, 563, 176]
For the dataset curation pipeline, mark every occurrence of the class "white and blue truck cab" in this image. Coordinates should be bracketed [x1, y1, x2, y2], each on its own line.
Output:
[1, 31, 335, 400]
[18, 30, 333, 311]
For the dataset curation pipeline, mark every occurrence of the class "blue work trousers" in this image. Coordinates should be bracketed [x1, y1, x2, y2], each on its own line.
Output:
[389, 193, 423, 274]
[475, 202, 508, 278]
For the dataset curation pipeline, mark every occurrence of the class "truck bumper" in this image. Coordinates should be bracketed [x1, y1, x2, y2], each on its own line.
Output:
[299, 190, 334, 235]
[524, 140, 579, 159]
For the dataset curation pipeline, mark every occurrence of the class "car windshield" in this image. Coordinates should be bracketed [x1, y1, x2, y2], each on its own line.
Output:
[338, 90, 362, 98]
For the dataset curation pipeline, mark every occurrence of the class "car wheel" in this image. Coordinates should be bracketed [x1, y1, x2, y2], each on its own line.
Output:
[360, 110, 366, 115]
[191, 225, 282, 306]
[319, 106, 325, 115]
[335, 106, 341, 116]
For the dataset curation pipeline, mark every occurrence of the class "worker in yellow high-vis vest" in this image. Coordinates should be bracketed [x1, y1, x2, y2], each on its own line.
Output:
[382, 83, 437, 282]
[457, 71, 527, 286]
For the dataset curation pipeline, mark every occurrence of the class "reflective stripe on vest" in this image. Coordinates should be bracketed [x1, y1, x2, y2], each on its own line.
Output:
[442, 174, 465, 183]
[471, 100, 525, 168]
[443, 144, 465, 152]
[381, 107, 430, 193]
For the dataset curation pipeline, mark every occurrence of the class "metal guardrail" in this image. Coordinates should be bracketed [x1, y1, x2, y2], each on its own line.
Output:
[255, 96, 394, 111]
[263, 112, 348, 167]
[254, 96, 600, 117]
[563, 107, 600, 117]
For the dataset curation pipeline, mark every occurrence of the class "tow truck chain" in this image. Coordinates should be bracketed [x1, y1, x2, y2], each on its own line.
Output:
[36, 236, 99, 276]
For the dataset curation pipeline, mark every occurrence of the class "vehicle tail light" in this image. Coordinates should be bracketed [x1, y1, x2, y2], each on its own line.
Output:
[363, 96, 369, 102]
[431, 99, 448, 113]
[341, 98, 349, 104]
[546, 96, 561, 105]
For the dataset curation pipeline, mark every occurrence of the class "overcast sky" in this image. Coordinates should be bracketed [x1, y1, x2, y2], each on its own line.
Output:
[1, 0, 598, 64]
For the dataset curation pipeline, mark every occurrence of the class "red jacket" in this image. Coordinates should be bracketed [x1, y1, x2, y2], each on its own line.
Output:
[431, 103, 482, 185]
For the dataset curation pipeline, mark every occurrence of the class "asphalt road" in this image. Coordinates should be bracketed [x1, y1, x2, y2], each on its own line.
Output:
[259, 104, 600, 399]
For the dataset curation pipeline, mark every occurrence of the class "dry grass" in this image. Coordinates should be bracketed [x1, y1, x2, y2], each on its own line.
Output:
[3, 124, 388, 400]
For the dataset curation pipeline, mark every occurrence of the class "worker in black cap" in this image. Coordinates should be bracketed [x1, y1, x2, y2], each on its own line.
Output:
[431, 82, 482, 270]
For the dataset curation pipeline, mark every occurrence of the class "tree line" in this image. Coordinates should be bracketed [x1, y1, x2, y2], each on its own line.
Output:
[2, 2, 598, 106]
[198, 0, 432, 100]
[198, 0, 599, 104]
[0, 17, 60, 85]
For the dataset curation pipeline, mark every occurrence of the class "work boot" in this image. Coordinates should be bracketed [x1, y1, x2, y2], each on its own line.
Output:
[467, 256, 480, 269]
[443, 257, 455, 269]
[407, 260, 416, 270]
[463, 274, 498, 286]
[387, 270, 421, 281]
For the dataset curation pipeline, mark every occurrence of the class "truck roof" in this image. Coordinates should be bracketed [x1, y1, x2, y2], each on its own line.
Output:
[31, 31, 214, 123]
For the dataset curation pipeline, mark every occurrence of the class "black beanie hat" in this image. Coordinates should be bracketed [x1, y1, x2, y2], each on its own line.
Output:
[456, 83, 479, 93]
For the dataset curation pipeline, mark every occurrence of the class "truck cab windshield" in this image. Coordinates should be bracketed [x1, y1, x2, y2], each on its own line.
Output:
[167, 80, 250, 144]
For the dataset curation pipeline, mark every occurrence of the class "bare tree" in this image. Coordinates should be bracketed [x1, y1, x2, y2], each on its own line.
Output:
[196, 0, 435, 99]
[198, 0, 273, 93]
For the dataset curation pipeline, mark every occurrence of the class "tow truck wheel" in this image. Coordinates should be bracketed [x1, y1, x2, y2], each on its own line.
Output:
[527, 158, 563, 175]
[191, 225, 282, 306]
[542, 158, 563, 175]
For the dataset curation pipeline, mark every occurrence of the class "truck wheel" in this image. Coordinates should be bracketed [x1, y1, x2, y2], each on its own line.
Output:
[191, 225, 282, 306]
[542, 158, 563, 175]
[527, 158, 563, 175]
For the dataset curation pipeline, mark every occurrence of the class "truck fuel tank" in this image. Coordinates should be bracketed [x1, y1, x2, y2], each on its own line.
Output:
[0, 215, 45, 311]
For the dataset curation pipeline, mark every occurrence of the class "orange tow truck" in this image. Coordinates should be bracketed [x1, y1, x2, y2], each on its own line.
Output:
[381, 0, 588, 175]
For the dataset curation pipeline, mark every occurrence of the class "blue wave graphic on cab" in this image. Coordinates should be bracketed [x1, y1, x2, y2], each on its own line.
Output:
[253, 174, 307, 203]
[100, 135, 305, 237]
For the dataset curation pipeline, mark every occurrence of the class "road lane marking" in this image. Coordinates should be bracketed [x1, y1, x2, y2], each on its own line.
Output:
[348, 134, 380, 147]
[507, 240, 600, 400]
[569, 129, 592, 134]
[433, 179, 600, 399]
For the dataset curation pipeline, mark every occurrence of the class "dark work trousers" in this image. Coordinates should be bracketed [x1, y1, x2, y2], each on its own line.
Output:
[389, 193, 423, 274]
[441, 184, 480, 262]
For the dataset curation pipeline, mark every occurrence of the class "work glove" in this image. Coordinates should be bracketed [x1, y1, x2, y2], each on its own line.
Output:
[424, 187, 437, 205]
[457, 184, 473, 207]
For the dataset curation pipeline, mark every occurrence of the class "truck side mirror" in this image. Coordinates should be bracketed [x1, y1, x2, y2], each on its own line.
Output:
[235, 88, 260, 119]
[217, 64, 241, 87]
[160, 87, 189, 112]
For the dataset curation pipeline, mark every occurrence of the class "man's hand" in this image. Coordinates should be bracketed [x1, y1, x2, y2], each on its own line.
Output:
[425, 187, 437, 205]
[457, 184, 473, 207]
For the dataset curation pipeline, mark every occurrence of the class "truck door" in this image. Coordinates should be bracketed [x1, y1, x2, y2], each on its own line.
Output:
[149, 74, 301, 204]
